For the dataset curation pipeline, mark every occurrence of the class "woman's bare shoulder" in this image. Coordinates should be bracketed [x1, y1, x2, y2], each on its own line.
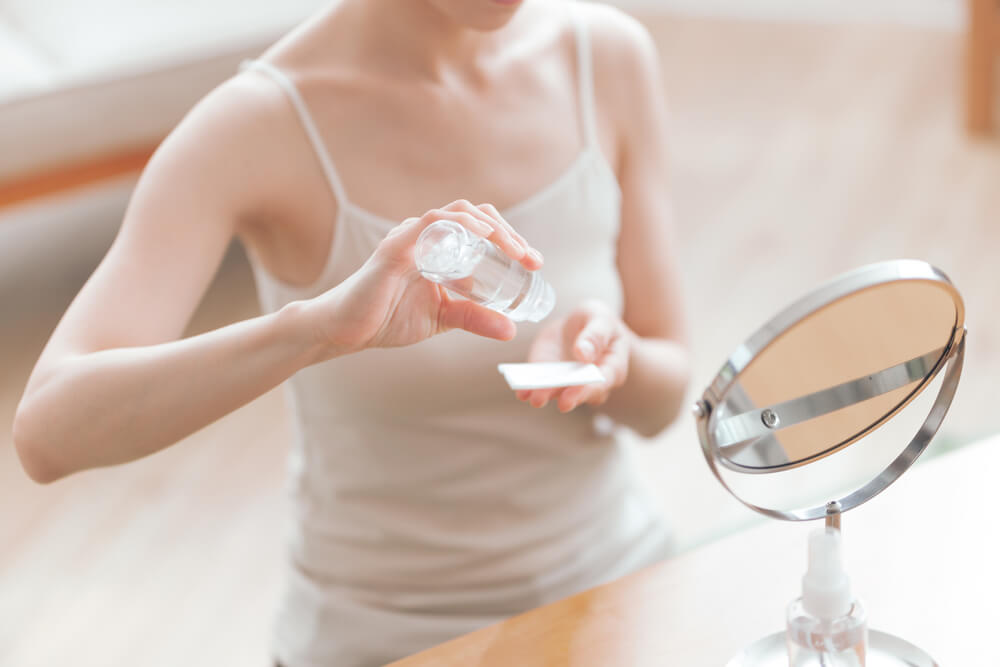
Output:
[162, 71, 302, 176]
[145, 66, 331, 234]
[574, 3, 663, 142]
[575, 3, 660, 82]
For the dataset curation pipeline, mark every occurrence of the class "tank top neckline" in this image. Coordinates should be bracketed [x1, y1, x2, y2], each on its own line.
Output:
[340, 145, 604, 230]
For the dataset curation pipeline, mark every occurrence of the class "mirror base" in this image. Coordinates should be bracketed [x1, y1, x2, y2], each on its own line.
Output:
[725, 629, 938, 667]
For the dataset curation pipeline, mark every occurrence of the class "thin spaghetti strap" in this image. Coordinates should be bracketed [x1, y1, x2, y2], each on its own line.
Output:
[240, 59, 350, 207]
[571, 15, 599, 149]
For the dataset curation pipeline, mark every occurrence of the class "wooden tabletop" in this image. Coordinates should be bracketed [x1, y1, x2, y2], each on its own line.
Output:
[391, 433, 1000, 666]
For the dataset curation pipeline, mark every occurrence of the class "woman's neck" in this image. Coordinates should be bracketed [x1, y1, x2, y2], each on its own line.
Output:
[338, 0, 522, 81]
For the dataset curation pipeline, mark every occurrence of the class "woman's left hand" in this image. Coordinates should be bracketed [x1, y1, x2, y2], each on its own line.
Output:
[516, 300, 633, 412]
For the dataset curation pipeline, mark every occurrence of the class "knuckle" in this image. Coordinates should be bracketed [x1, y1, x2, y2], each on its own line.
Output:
[574, 308, 601, 327]
[456, 212, 480, 227]
[393, 217, 418, 234]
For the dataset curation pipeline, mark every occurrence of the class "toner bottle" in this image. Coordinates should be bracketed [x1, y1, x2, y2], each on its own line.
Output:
[786, 527, 868, 666]
[415, 220, 556, 322]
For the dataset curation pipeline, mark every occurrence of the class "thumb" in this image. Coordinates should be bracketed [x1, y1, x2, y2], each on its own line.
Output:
[573, 316, 614, 362]
[438, 297, 517, 341]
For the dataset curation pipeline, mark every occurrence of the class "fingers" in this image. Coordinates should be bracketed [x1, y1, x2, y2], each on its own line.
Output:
[557, 384, 608, 413]
[517, 385, 605, 412]
[597, 334, 630, 386]
[520, 387, 559, 409]
[473, 203, 543, 270]
[444, 200, 543, 269]
[445, 201, 519, 250]
[518, 306, 632, 413]
[384, 207, 491, 250]
[383, 200, 543, 273]
[417, 209, 493, 239]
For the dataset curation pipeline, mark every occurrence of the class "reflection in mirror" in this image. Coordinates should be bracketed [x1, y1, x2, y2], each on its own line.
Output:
[709, 280, 957, 471]
[712, 370, 946, 514]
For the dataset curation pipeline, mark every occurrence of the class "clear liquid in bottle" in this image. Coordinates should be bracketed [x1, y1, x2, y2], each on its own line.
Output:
[786, 598, 867, 666]
[786, 528, 868, 667]
[414, 220, 555, 322]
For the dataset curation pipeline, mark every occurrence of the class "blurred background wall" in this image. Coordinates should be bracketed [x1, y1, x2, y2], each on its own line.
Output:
[1, 1, 998, 665]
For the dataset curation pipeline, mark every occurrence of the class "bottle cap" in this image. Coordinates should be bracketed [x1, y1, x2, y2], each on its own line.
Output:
[415, 220, 482, 280]
[801, 527, 852, 619]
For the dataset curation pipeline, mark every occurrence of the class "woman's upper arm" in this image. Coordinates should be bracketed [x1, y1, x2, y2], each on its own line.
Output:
[27, 77, 287, 386]
[590, 8, 688, 345]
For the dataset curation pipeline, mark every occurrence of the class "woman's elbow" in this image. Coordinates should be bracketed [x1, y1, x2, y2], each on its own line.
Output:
[12, 400, 68, 484]
[632, 400, 684, 439]
[632, 414, 673, 440]
[636, 356, 692, 439]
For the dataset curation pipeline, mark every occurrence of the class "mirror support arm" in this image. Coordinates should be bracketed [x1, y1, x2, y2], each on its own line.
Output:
[825, 500, 842, 532]
[695, 331, 965, 522]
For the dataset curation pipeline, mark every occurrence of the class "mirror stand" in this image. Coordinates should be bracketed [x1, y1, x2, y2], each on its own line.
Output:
[726, 508, 940, 667]
[718, 342, 964, 667]
[694, 261, 966, 667]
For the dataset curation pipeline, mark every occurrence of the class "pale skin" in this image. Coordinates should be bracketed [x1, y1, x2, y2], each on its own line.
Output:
[13, 0, 690, 484]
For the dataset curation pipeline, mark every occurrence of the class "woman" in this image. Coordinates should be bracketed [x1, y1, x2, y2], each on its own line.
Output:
[13, 0, 690, 664]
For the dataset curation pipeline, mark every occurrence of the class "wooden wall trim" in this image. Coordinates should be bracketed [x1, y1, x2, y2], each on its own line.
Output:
[0, 145, 157, 211]
[964, 0, 997, 134]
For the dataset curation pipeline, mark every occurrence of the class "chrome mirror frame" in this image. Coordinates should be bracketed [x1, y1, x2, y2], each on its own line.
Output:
[693, 260, 966, 522]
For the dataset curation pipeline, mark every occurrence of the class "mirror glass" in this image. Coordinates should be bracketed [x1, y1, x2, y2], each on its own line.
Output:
[711, 370, 946, 516]
[709, 279, 958, 472]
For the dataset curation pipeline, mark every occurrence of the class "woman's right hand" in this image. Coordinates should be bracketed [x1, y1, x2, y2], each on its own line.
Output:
[302, 199, 544, 357]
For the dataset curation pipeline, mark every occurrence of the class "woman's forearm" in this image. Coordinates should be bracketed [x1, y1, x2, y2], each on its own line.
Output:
[13, 202, 540, 484]
[13, 301, 323, 483]
[602, 334, 690, 438]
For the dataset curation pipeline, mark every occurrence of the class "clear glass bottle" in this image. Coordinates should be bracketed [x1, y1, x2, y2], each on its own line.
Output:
[786, 528, 868, 667]
[414, 220, 556, 322]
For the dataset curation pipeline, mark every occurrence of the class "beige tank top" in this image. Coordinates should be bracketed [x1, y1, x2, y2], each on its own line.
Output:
[242, 14, 673, 667]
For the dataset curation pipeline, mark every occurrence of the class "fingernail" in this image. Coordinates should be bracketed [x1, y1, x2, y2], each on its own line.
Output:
[528, 248, 543, 262]
[578, 341, 595, 359]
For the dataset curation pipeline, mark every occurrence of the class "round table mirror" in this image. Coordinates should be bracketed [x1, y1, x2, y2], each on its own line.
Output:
[694, 259, 965, 521]
[692, 259, 966, 665]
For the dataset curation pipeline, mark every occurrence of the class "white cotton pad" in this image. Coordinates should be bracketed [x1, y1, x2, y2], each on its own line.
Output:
[497, 362, 606, 390]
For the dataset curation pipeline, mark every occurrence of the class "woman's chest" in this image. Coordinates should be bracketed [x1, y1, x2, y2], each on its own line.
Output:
[302, 67, 609, 221]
